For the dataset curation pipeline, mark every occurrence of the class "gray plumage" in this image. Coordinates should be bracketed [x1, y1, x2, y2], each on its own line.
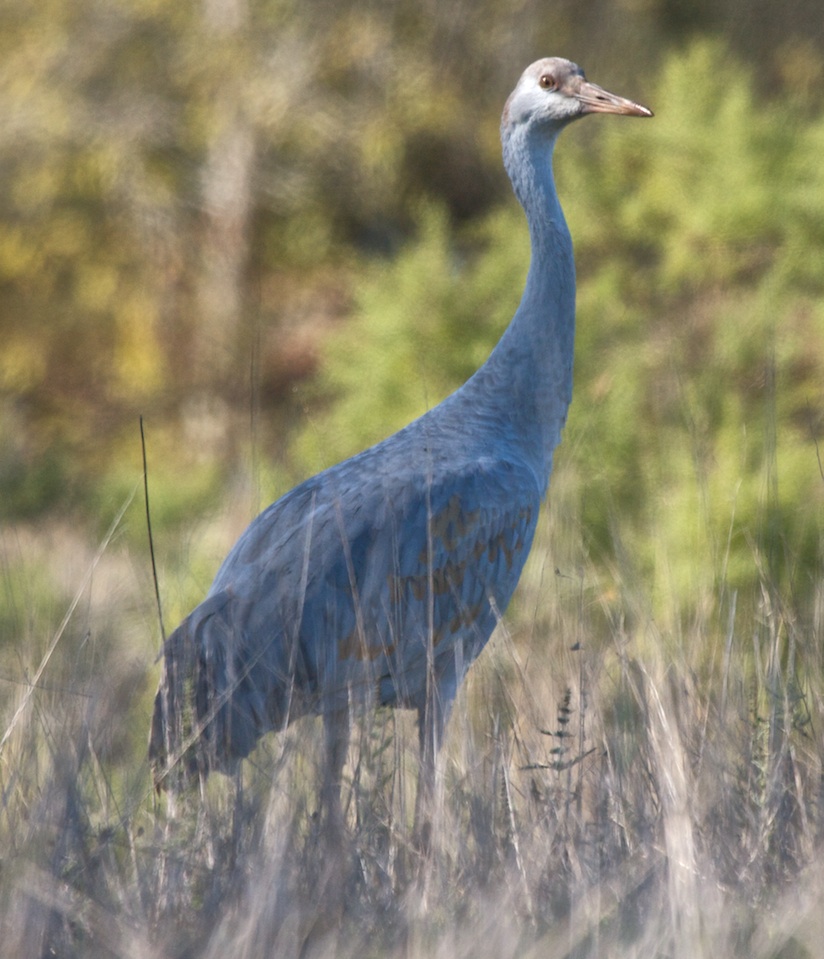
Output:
[150, 58, 651, 808]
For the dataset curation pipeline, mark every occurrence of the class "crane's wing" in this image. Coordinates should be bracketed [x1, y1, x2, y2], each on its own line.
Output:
[310, 454, 542, 712]
[150, 451, 541, 785]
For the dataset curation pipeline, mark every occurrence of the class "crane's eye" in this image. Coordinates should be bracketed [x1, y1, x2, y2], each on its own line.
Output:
[539, 74, 557, 90]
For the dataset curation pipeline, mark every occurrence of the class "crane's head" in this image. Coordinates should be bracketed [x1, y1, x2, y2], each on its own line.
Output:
[502, 58, 652, 138]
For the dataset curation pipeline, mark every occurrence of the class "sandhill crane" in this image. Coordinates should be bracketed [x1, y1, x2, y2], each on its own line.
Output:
[150, 58, 651, 835]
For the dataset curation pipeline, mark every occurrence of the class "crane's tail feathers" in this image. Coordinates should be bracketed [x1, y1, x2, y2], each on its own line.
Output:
[148, 592, 268, 791]
[149, 620, 201, 791]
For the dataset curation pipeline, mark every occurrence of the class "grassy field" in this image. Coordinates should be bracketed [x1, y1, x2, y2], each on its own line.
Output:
[1, 455, 822, 959]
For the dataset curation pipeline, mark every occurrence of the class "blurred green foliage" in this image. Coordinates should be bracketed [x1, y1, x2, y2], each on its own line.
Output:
[0, 0, 822, 629]
[293, 204, 530, 471]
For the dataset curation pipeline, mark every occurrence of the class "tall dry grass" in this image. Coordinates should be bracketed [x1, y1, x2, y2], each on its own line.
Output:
[1, 461, 823, 959]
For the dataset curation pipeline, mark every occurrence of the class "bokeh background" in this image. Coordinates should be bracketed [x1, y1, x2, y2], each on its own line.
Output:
[1, 1, 824, 955]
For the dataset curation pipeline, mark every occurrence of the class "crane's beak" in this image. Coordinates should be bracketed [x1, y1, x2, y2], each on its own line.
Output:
[575, 79, 653, 118]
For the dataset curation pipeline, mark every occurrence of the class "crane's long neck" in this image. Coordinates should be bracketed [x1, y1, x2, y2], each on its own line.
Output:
[466, 126, 575, 491]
